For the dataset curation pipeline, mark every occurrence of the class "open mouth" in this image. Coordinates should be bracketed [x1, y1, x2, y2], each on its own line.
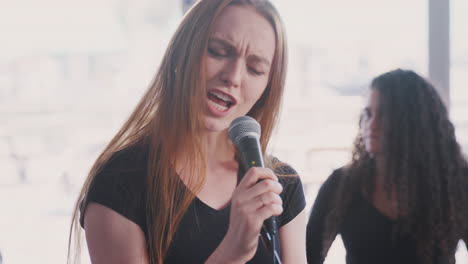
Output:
[207, 90, 236, 112]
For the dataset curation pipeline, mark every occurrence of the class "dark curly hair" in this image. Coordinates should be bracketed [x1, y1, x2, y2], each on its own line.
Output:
[322, 69, 468, 264]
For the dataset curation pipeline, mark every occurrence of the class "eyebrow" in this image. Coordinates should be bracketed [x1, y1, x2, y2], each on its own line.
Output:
[208, 37, 271, 66]
[209, 38, 237, 53]
[249, 54, 271, 67]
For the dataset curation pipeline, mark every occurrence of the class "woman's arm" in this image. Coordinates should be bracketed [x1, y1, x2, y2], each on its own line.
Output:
[84, 202, 149, 264]
[306, 170, 342, 264]
[464, 230, 468, 250]
[279, 209, 307, 264]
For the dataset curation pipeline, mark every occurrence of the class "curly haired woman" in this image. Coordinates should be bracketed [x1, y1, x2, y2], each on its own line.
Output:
[307, 69, 468, 264]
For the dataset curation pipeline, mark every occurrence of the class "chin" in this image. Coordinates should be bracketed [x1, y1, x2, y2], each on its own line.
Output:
[205, 118, 230, 132]
[364, 145, 377, 155]
[366, 149, 381, 157]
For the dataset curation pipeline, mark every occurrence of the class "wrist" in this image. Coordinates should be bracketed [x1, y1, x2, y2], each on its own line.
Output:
[205, 237, 248, 264]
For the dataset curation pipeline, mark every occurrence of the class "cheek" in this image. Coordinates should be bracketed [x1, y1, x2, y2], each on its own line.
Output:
[362, 126, 368, 136]
[205, 57, 221, 80]
[364, 138, 374, 153]
[246, 79, 268, 101]
[362, 122, 371, 134]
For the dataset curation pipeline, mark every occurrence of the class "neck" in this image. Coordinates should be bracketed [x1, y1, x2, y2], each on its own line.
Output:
[175, 129, 237, 188]
[373, 155, 386, 186]
[373, 156, 397, 195]
[204, 130, 236, 165]
[375, 155, 384, 172]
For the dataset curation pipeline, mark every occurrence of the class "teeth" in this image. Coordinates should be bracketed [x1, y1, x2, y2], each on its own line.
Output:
[210, 91, 233, 103]
[208, 98, 228, 111]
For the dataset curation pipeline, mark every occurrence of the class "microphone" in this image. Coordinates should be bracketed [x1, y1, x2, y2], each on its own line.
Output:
[228, 116, 281, 264]
[228, 116, 264, 170]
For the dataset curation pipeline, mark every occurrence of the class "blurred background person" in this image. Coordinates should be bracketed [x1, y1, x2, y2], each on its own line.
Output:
[306, 69, 468, 264]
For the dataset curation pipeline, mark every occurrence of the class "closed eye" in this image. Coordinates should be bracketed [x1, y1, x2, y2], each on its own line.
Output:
[248, 66, 265, 76]
[207, 47, 227, 57]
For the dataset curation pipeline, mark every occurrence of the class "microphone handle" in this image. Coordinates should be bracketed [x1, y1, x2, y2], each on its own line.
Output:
[237, 136, 281, 263]
[237, 136, 264, 169]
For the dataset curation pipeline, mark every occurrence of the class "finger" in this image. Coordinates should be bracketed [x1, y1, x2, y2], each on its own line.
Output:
[247, 178, 283, 198]
[256, 192, 282, 208]
[257, 203, 284, 219]
[238, 167, 278, 188]
[231, 193, 264, 214]
[232, 202, 283, 233]
[234, 179, 282, 206]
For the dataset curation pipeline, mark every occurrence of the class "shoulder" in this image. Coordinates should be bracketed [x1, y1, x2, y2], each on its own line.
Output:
[321, 167, 346, 190]
[88, 144, 150, 199]
[99, 143, 150, 174]
[311, 167, 348, 207]
[92, 143, 150, 188]
[80, 143, 151, 230]
[265, 155, 302, 188]
[266, 155, 299, 177]
[266, 156, 306, 226]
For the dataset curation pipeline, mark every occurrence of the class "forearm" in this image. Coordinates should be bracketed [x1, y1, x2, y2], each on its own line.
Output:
[279, 210, 307, 264]
[306, 225, 327, 264]
[306, 171, 342, 263]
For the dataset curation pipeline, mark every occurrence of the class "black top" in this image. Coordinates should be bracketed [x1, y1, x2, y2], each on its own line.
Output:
[80, 145, 306, 264]
[306, 168, 468, 264]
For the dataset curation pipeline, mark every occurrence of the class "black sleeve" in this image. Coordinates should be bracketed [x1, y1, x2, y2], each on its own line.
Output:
[463, 168, 468, 248]
[269, 157, 306, 227]
[79, 146, 148, 233]
[464, 231, 468, 250]
[278, 175, 306, 227]
[306, 169, 342, 264]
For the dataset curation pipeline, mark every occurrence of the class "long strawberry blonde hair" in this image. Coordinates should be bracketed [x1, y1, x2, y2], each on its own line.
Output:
[67, 0, 288, 263]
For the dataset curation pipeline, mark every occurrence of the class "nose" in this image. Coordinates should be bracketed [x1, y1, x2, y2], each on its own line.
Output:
[368, 114, 380, 131]
[220, 58, 243, 88]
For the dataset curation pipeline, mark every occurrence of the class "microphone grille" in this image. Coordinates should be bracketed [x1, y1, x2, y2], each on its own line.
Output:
[228, 116, 261, 146]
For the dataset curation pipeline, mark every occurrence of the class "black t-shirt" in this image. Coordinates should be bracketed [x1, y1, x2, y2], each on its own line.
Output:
[80, 145, 306, 263]
[306, 168, 468, 264]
